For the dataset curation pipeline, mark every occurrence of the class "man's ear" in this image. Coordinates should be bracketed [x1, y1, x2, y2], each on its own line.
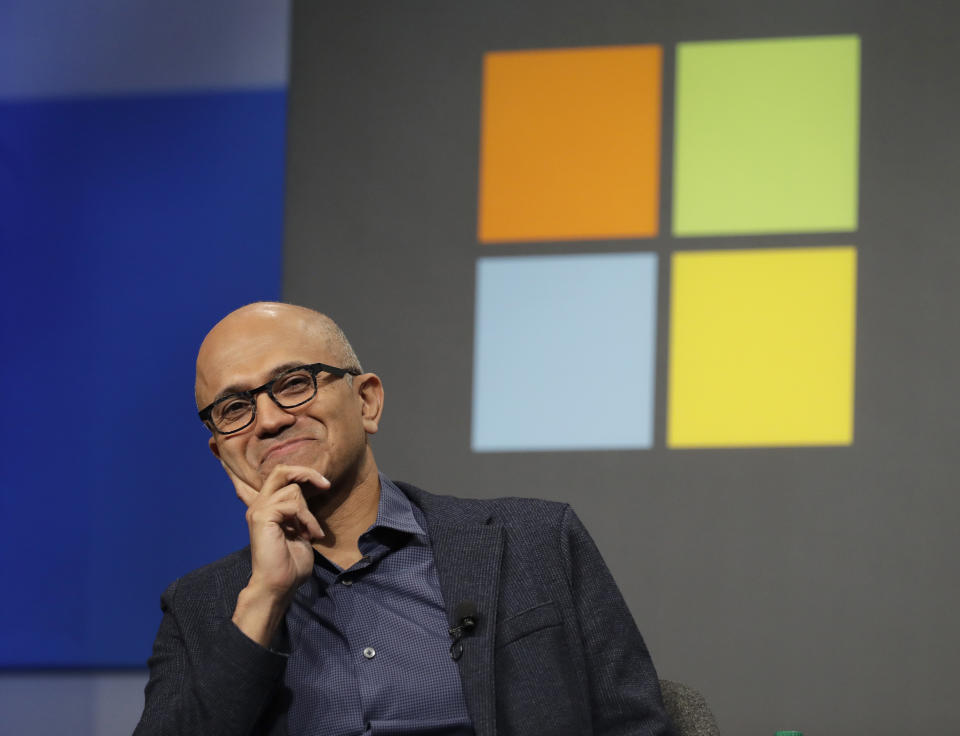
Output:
[208, 435, 222, 459]
[356, 373, 384, 434]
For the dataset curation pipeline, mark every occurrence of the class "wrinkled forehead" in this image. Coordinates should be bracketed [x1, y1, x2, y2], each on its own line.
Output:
[195, 310, 329, 406]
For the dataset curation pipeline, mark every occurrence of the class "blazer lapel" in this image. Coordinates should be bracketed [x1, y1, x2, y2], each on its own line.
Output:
[400, 484, 503, 736]
[429, 521, 502, 736]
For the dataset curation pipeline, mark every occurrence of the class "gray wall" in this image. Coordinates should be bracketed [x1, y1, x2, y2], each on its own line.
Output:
[284, 1, 960, 734]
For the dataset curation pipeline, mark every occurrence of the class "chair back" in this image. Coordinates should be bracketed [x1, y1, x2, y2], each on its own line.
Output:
[659, 679, 721, 736]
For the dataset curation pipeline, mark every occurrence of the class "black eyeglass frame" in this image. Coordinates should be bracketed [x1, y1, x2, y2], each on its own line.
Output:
[198, 361, 362, 435]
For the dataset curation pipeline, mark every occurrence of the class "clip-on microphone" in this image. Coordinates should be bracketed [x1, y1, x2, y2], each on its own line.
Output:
[448, 600, 478, 661]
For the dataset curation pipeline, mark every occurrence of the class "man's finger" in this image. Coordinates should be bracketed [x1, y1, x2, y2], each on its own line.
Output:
[251, 499, 314, 530]
[250, 488, 326, 543]
[295, 506, 326, 541]
[268, 488, 326, 541]
[260, 464, 330, 498]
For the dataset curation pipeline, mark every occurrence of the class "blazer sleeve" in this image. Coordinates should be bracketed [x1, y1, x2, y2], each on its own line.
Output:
[133, 579, 289, 736]
[559, 506, 677, 736]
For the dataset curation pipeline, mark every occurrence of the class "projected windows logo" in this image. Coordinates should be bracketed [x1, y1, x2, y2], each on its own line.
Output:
[472, 35, 859, 452]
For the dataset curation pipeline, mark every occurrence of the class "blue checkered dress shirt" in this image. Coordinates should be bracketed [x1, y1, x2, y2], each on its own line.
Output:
[284, 474, 474, 736]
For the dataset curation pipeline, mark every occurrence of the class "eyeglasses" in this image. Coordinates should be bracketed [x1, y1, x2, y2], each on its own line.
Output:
[198, 362, 361, 435]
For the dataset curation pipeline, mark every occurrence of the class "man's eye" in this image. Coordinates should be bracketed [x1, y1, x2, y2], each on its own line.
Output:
[275, 373, 313, 396]
[218, 400, 250, 420]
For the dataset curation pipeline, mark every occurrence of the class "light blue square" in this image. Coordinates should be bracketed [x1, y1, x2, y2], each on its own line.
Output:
[472, 253, 658, 452]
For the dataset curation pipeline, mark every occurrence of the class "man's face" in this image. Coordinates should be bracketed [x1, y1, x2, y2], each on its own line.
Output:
[195, 308, 380, 493]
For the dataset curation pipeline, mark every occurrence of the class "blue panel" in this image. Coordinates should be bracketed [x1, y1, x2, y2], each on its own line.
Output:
[0, 89, 285, 666]
[472, 253, 658, 452]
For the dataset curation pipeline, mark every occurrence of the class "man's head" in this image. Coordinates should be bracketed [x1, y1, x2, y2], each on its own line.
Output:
[195, 302, 383, 494]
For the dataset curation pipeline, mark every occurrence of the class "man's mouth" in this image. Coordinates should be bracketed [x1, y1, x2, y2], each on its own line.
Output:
[260, 437, 316, 465]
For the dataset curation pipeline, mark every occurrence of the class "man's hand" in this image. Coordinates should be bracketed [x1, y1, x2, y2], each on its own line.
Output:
[222, 462, 329, 646]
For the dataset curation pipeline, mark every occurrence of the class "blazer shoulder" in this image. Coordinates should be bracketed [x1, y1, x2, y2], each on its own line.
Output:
[162, 547, 252, 602]
[395, 479, 570, 530]
[485, 495, 570, 528]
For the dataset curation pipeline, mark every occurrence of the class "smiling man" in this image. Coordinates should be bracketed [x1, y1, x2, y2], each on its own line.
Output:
[135, 302, 675, 736]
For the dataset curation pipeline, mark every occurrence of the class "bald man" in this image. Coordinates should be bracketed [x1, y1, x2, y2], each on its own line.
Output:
[135, 303, 675, 736]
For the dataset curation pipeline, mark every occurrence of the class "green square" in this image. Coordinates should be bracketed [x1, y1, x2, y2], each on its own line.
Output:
[672, 35, 860, 236]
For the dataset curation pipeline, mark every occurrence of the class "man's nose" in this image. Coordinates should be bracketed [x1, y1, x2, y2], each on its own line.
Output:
[254, 392, 296, 434]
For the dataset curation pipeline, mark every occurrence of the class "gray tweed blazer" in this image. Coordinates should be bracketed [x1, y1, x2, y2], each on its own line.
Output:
[134, 482, 675, 736]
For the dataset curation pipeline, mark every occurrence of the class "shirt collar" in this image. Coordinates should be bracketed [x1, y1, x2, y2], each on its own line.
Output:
[370, 472, 426, 538]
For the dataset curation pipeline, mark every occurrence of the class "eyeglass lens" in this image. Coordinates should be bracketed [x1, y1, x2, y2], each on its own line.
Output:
[211, 368, 317, 432]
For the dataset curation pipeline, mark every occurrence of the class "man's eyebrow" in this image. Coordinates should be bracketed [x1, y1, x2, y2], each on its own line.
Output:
[213, 361, 308, 401]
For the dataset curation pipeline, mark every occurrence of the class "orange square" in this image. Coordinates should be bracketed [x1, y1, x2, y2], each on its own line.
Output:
[478, 45, 662, 243]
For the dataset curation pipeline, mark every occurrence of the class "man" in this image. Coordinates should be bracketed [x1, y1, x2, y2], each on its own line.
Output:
[135, 302, 675, 736]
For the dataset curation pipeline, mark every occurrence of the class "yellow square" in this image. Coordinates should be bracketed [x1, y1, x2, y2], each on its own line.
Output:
[478, 45, 662, 242]
[667, 247, 857, 448]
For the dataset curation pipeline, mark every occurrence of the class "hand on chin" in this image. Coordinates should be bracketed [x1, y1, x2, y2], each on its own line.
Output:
[258, 442, 328, 493]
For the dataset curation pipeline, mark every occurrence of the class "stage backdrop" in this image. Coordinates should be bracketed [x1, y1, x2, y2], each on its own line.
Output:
[284, 2, 960, 734]
[1, 2, 289, 734]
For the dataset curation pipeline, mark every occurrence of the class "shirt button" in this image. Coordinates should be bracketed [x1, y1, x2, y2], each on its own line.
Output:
[362, 647, 376, 659]
[340, 578, 353, 586]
